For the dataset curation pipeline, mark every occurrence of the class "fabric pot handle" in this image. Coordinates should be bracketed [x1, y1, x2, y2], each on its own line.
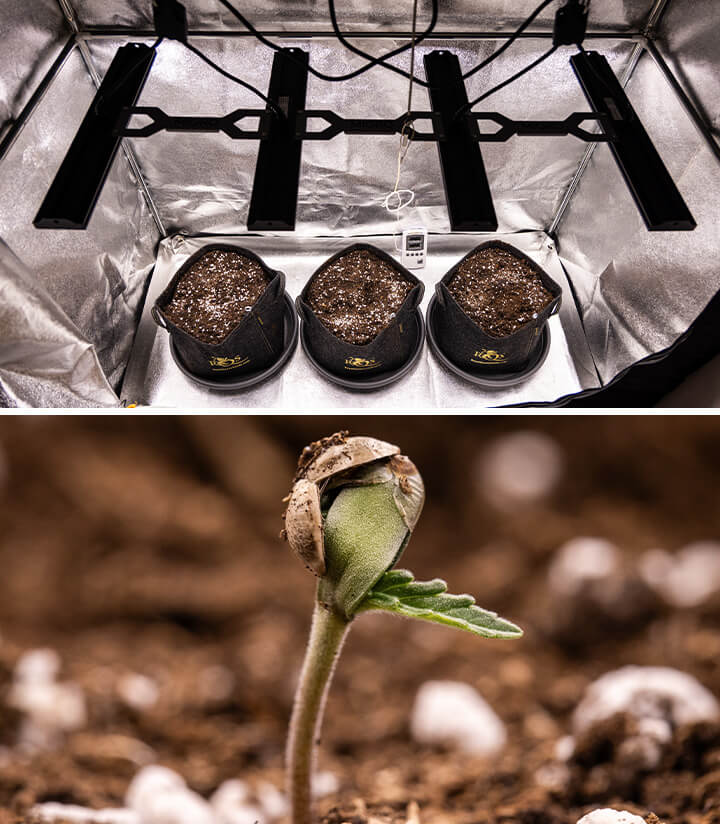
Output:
[404, 282, 425, 311]
[151, 305, 168, 329]
[268, 270, 286, 301]
[295, 296, 313, 325]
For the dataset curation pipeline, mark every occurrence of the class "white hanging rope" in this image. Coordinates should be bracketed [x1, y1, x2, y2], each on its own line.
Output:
[382, 0, 420, 250]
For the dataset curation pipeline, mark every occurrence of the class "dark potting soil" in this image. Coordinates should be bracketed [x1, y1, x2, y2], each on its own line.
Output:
[163, 250, 270, 344]
[4, 418, 720, 824]
[306, 251, 413, 345]
[448, 247, 553, 338]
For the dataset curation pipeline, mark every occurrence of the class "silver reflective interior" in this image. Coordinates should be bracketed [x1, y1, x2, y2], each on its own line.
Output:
[0, 240, 118, 408]
[0, 45, 160, 391]
[656, 0, 720, 134]
[68, 0, 654, 33]
[121, 231, 597, 407]
[81, 35, 636, 237]
[557, 0, 720, 383]
[0, 0, 68, 136]
[1, 0, 719, 408]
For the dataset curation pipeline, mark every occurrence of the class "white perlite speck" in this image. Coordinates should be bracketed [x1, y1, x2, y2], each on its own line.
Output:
[9, 648, 87, 752]
[125, 765, 215, 824]
[117, 673, 160, 711]
[211, 780, 266, 824]
[576, 809, 647, 824]
[573, 666, 720, 732]
[476, 431, 564, 509]
[411, 680, 506, 755]
[256, 781, 289, 820]
[639, 542, 720, 607]
[547, 538, 620, 597]
[312, 770, 340, 798]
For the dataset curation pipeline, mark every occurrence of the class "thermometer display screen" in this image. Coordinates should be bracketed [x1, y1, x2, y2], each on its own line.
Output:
[406, 234, 425, 251]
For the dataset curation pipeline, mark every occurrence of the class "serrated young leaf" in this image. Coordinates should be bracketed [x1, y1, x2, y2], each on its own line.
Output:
[382, 579, 447, 597]
[358, 569, 523, 639]
[375, 569, 415, 588]
[402, 593, 476, 611]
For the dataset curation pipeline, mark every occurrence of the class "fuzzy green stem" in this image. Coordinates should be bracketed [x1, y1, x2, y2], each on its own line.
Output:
[287, 600, 350, 824]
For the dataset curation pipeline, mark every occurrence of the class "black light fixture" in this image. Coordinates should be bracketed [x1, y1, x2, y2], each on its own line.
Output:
[424, 50, 498, 232]
[33, 0, 695, 234]
[247, 48, 309, 232]
[33, 43, 155, 230]
[571, 49, 696, 231]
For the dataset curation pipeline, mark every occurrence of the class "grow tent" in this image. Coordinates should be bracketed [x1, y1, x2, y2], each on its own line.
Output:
[1, 0, 718, 408]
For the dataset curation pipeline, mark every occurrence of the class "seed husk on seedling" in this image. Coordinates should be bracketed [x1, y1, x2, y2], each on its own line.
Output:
[281, 432, 523, 824]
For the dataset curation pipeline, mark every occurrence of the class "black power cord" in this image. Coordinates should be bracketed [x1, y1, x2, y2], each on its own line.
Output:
[458, 0, 589, 118]
[328, 0, 562, 89]
[215, 0, 439, 84]
[153, 0, 283, 117]
[183, 43, 284, 118]
[151, 0, 586, 128]
[458, 45, 558, 117]
[462, 0, 556, 80]
[327, 0, 437, 88]
[217, 0, 562, 93]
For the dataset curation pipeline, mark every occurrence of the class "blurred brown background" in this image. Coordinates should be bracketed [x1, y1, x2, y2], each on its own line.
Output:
[0, 417, 719, 824]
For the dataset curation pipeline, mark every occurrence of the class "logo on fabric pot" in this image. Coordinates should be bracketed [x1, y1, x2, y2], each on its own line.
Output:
[209, 355, 250, 371]
[471, 349, 506, 364]
[344, 357, 382, 371]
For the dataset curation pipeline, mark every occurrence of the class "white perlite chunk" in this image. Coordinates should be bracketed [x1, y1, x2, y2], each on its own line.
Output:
[256, 782, 289, 820]
[574, 666, 720, 732]
[554, 735, 576, 761]
[125, 765, 215, 824]
[117, 674, 160, 711]
[548, 538, 620, 597]
[411, 681, 506, 755]
[9, 648, 87, 751]
[14, 649, 61, 684]
[576, 810, 647, 824]
[476, 431, 564, 508]
[211, 780, 266, 824]
[639, 542, 720, 607]
[30, 804, 140, 824]
[312, 771, 340, 798]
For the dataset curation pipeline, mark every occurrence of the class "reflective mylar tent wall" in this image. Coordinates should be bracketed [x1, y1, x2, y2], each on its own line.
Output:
[0, 0, 717, 407]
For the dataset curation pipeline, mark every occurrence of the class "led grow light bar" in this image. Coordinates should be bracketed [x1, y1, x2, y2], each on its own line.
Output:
[34, 43, 155, 230]
[571, 49, 696, 232]
[31, 3, 695, 233]
[247, 48, 309, 232]
[424, 50, 497, 232]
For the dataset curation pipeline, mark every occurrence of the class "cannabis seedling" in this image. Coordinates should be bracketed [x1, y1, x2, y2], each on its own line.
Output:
[282, 432, 522, 824]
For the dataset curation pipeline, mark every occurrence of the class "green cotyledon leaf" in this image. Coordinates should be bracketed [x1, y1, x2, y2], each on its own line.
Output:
[357, 569, 523, 639]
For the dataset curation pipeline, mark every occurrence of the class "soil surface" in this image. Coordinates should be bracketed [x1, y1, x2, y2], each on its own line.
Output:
[448, 247, 553, 337]
[307, 251, 413, 344]
[0, 418, 719, 824]
[163, 250, 269, 344]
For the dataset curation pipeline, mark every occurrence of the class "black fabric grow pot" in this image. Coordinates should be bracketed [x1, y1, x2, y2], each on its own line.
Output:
[297, 243, 424, 389]
[429, 241, 562, 383]
[152, 244, 294, 386]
